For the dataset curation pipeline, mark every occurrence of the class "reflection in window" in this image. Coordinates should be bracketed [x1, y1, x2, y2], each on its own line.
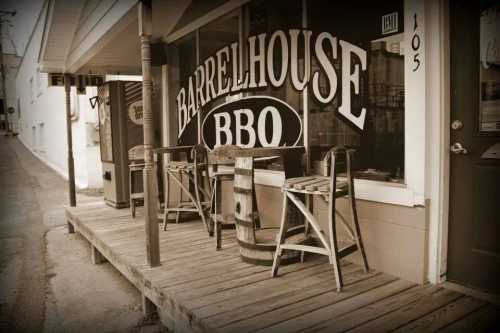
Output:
[168, 32, 197, 145]
[199, 10, 240, 118]
[308, 0, 405, 183]
[246, 0, 303, 117]
[480, 3, 500, 132]
[165, 0, 407, 183]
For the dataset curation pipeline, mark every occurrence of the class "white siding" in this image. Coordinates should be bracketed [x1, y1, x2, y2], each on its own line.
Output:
[14, 4, 102, 189]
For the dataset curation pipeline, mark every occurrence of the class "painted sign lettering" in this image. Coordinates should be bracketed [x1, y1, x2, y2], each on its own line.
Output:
[202, 96, 302, 150]
[48, 73, 105, 87]
[177, 29, 368, 142]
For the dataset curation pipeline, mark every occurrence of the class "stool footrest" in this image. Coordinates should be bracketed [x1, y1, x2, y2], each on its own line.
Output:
[279, 244, 330, 256]
[165, 207, 198, 212]
[338, 243, 358, 259]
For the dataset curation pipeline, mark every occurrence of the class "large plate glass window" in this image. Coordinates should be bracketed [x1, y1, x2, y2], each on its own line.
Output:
[199, 10, 240, 143]
[308, 0, 405, 183]
[167, 32, 197, 145]
[245, 0, 303, 118]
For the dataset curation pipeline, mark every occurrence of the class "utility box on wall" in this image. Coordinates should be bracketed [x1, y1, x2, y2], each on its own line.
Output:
[97, 81, 143, 208]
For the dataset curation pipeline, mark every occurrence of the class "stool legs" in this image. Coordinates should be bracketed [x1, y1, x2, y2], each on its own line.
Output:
[349, 183, 369, 273]
[193, 167, 210, 235]
[175, 172, 183, 224]
[163, 171, 170, 231]
[272, 191, 365, 292]
[271, 193, 290, 277]
[131, 200, 136, 218]
[213, 178, 222, 250]
[328, 189, 343, 292]
[129, 169, 134, 217]
[163, 168, 211, 234]
[301, 194, 312, 263]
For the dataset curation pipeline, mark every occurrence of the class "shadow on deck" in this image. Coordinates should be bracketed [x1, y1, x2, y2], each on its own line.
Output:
[66, 202, 499, 333]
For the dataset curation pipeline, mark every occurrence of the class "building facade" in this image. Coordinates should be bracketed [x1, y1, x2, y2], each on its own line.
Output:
[1, 0, 103, 189]
[31, 0, 500, 297]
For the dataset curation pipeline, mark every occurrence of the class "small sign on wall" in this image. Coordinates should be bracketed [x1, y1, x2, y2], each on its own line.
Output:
[382, 12, 399, 35]
[48, 74, 105, 88]
[202, 96, 302, 150]
[128, 100, 144, 125]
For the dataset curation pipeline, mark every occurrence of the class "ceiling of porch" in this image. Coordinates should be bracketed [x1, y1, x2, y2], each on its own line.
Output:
[38, 0, 238, 75]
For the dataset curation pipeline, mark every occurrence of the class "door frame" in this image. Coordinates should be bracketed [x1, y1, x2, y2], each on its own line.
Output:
[425, 0, 451, 286]
[428, 0, 499, 300]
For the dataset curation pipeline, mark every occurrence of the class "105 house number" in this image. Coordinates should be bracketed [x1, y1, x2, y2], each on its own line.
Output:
[412, 13, 421, 72]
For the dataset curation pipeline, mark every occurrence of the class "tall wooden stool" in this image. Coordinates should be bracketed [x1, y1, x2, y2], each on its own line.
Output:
[271, 147, 369, 292]
[155, 145, 212, 234]
[128, 145, 145, 218]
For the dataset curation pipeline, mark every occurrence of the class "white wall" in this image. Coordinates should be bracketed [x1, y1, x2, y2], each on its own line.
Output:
[2, 54, 21, 129]
[13, 2, 102, 189]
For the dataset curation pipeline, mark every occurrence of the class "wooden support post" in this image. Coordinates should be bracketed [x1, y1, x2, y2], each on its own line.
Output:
[64, 74, 76, 234]
[139, 2, 160, 267]
[90, 244, 106, 265]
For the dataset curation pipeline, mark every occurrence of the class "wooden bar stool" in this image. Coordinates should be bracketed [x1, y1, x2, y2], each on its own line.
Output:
[271, 147, 369, 292]
[128, 145, 145, 218]
[155, 145, 212, 234]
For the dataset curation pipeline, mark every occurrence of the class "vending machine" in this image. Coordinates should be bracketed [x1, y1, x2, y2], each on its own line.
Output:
[97, 81, 143, 208]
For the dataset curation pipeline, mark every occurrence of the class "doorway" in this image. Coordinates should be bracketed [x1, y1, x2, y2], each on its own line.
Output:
[448, 0, 500, 295]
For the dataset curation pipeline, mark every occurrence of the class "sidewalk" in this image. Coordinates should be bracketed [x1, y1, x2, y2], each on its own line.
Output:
[0, 134, 166, 332]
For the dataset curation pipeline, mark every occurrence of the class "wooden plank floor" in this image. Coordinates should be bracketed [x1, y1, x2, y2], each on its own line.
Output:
[66, 202, 500, 333]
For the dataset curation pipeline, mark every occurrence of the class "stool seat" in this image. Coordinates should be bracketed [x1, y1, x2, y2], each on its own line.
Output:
[283, 176, 348, 196]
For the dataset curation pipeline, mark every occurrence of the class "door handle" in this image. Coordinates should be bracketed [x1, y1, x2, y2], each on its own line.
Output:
[450, 142, 468, 155]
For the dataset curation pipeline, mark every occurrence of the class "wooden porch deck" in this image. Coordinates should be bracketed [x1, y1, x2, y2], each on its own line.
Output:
[66, 202, 499, 333]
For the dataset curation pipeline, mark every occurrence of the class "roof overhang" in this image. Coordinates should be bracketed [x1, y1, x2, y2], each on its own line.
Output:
[38, 0, 231, 75]
[39, 0, 141, 75]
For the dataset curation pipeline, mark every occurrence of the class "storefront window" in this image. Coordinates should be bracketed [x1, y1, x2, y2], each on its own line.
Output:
[199, 10, 240, 124]
[166, 0, 406, 183]
[167, 32, 197, 145]
[308, 1, 405, 183]
[245, 0, 303, 117]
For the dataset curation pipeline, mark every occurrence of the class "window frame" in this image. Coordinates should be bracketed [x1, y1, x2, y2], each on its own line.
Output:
[163, 0, 426, 207]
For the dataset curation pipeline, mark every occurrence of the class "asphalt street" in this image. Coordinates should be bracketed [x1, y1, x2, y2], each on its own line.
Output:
[0, 134, 166, 333]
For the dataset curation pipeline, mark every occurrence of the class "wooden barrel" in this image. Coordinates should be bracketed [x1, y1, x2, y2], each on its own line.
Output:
[233, 156, 310, 266]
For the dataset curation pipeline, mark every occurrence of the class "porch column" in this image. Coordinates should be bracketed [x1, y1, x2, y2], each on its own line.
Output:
[64, 74, 76, 234]
[139, 1, 160, 267]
